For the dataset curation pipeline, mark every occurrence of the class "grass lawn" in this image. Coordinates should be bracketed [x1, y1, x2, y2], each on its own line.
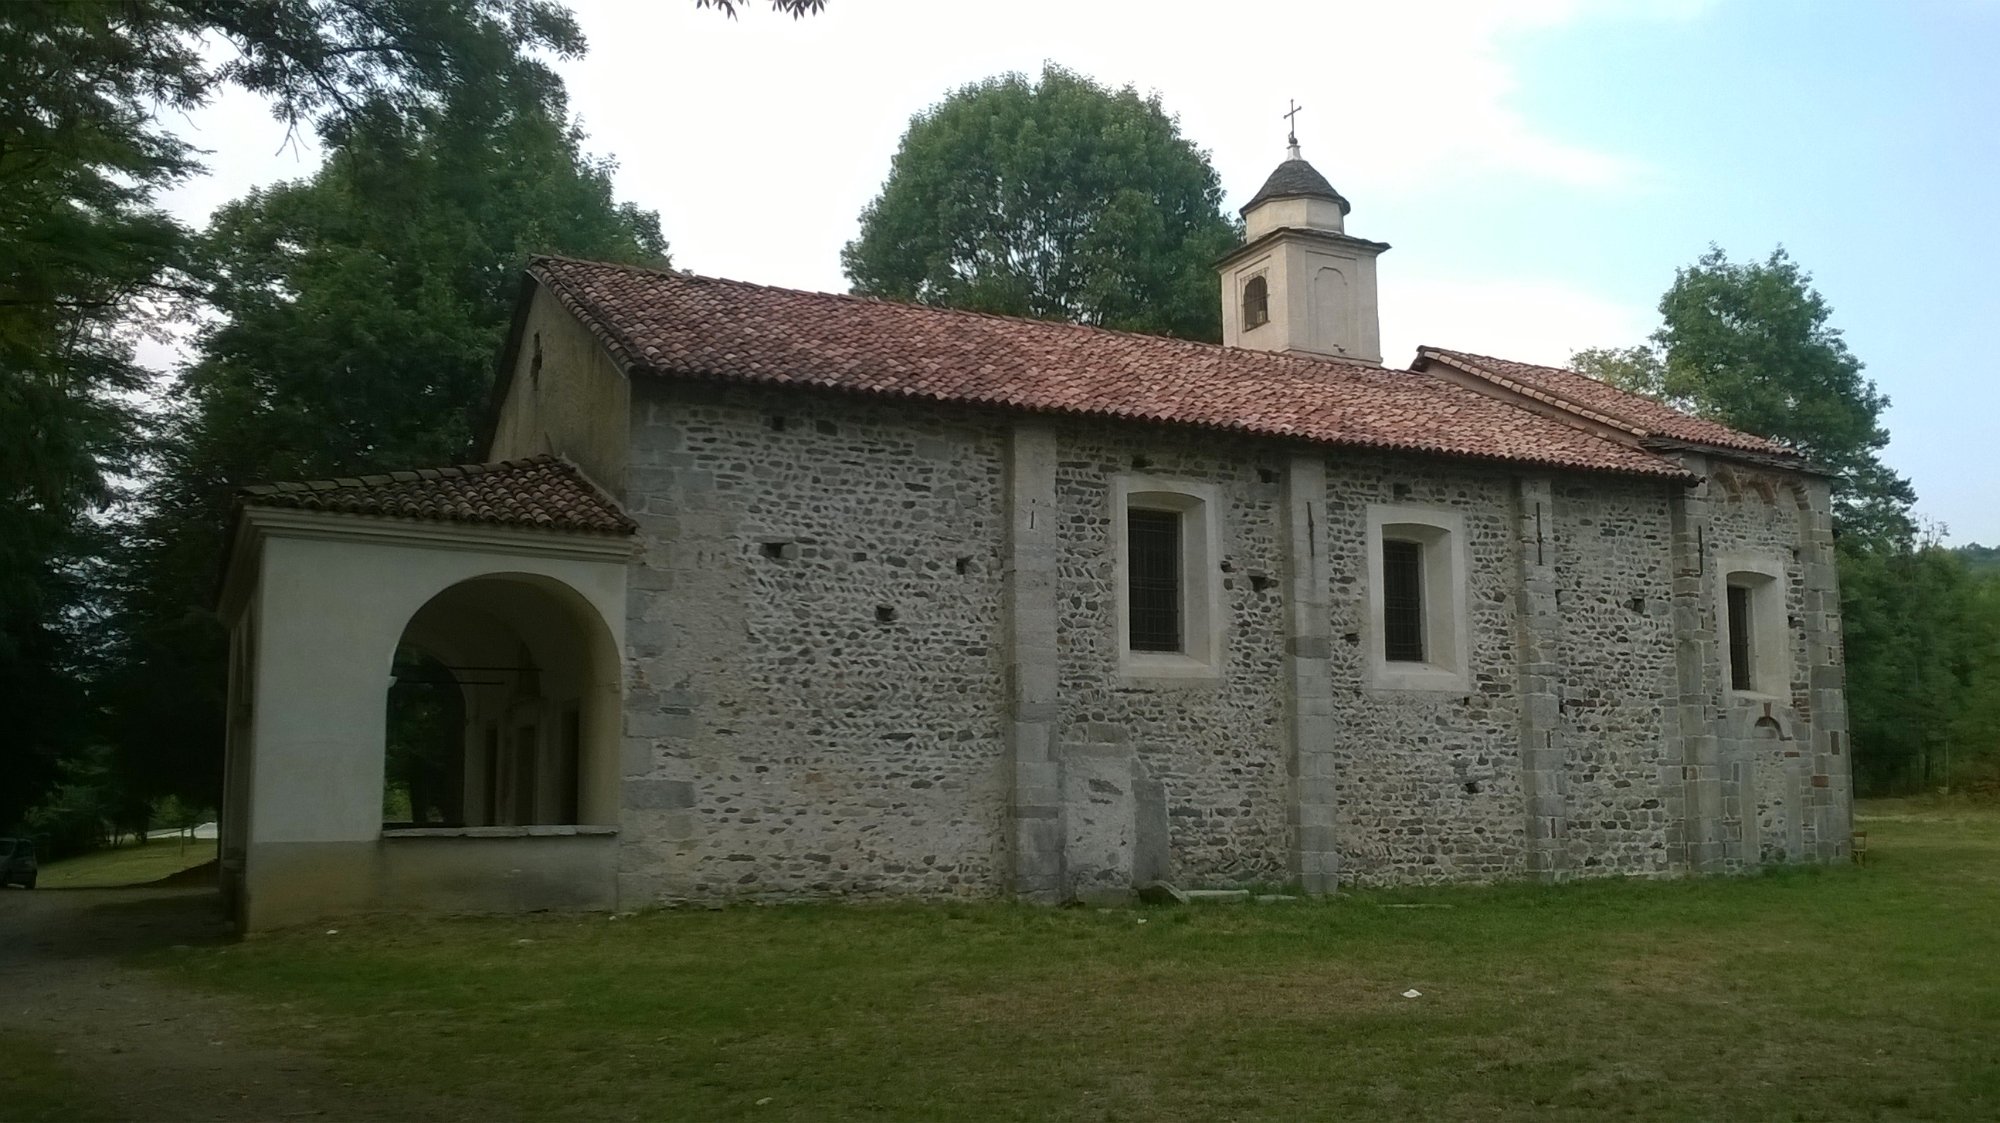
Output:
[35, 836, 217, 889]
[153, 800, 2000, 1121]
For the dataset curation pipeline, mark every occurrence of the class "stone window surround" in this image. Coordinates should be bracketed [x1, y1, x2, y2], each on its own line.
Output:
[1364, 504, 1471, 692]
[1113, 474, 1224, 683]
[1716, 552, 1790, 702]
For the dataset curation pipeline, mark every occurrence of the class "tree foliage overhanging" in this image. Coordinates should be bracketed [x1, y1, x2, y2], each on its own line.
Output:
[1574, 247, 2000, 796]
[101, 71, 667, 815]
[842, 64, 1239, 342]
[0, 0, 682, 838]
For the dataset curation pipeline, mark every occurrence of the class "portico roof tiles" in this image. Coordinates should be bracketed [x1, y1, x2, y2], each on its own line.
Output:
[529, 257, 1694, 481]
[239, 454, 634, 534]
[1418, 347, 1788, 456]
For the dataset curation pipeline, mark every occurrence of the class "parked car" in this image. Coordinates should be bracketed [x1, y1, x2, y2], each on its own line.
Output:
[0, 838, 36, 888]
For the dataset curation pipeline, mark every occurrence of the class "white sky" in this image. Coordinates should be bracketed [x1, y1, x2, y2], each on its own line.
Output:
[158, 0, 1686, 367]
[151, 0, 1997, 541]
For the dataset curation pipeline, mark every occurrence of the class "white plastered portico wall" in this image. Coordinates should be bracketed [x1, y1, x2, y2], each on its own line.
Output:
[218, 506, 631, 932]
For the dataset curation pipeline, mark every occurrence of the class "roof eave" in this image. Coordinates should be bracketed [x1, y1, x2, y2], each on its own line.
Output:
[1639, 437, 1826, 476]
[1240, 189, 1352, 218]
[645, 364, 1696, 484]
[1214, 227, 1392, 270]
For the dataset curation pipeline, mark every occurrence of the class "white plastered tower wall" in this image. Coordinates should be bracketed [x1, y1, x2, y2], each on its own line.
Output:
[218, 508, 631, 931]
[1218, 143, 1389, 365]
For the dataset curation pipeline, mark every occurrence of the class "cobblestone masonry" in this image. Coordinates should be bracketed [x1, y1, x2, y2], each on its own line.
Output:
[1547, 475, 1680, 878]
[602, 381, 1849, 903]
[1706, 462, 1850, 868]
[617, 383, 1011, 903]
[1319, 455, 1531, 885]
[1050, 423, 1292, 892]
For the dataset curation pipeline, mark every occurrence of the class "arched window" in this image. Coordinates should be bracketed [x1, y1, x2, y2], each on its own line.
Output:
[1242, 275, 1270, 329]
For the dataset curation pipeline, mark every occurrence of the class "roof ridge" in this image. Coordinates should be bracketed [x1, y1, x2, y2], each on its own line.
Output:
[239, 453, 562, 498]
[518, 259, 1694, 482]
[529, 255, 1399, 374]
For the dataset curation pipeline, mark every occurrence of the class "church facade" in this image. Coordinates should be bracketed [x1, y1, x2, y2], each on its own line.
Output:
[217, 148, 1852, 930]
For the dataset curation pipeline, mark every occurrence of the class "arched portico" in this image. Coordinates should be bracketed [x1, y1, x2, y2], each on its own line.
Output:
[393, 574, 624, 832]
[217, 459, 633, 932]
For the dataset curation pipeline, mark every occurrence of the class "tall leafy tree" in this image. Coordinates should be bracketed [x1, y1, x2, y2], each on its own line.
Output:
[842, 64, 1238, 342]
[103, 91, 666, 807]
[0, 4, 203, 830]
[0, 0, 593, 832]
[1569, 248, 1994, 795]
[1573, 247, 1913, 544]
[1838, 529, 1987, 793]
[7, 0, 822, 831]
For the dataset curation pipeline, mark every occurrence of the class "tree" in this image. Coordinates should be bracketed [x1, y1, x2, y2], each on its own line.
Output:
[842, 64, 1238, 342]
[100, 90, 666, 808]
[1839, 529, 1981, 793]
[0, 0, 595, 833]
[1570, 247, 1985, 795]
[695, 0, 828, 15]
[6, 0, 826, 832]
[0, 4, 203, 830]
[1573, 247, 1913, 545]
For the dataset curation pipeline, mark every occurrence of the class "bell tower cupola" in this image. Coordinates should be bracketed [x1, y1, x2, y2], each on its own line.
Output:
[1219, 110, 1389, 364]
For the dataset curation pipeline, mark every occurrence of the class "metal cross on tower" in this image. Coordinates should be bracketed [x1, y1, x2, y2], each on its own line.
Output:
[1283, 99, 1304, 146]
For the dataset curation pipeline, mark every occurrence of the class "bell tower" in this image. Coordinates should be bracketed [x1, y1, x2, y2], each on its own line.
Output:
[1218, 118, 1389, 364]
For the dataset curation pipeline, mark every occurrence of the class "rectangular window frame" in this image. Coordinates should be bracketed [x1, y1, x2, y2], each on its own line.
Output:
[1365, 504, 1471, 692]
[1114, 475, 1224, 683]
[1717, 556, 1789, 700]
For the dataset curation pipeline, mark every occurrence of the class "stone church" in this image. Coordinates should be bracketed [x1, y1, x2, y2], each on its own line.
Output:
[216, 143, 1852, 931]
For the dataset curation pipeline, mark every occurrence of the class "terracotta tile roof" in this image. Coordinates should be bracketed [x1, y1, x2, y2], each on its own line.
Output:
[240, 455, 634, 534]
[1417, 347, 1790, 457]
[528, 257, 1691, 481]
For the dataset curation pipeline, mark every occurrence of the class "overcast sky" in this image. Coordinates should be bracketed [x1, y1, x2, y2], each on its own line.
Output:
[158, 0, 2000, 543]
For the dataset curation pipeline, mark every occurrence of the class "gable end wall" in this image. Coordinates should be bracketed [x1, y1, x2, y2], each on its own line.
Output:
[487, 283, 632, 497]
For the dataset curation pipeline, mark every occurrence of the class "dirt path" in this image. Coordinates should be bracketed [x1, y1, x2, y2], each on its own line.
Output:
[0, 885, 472, 1122]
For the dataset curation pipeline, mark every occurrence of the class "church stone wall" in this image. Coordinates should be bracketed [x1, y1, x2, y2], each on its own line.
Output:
[616, 383, 1013, 904]
[1318, 456, 1532, 885]
[1546, 476, 1681, 878]
[1696, 462, 1851, 869]
[1049, 424, 1293, 892]
[606, 380, 1847, 906]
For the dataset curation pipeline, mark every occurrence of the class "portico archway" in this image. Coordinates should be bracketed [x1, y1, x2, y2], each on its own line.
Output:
[389, 574, 623, 831]
[216, 456, 634, 932]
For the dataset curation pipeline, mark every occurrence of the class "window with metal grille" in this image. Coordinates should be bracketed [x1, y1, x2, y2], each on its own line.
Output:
[1727, 583, 1754, 691]
[1127, 508, 1183, 653]
[1382, 538, 1426, 662]
[1243, 275, 1270, 328]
